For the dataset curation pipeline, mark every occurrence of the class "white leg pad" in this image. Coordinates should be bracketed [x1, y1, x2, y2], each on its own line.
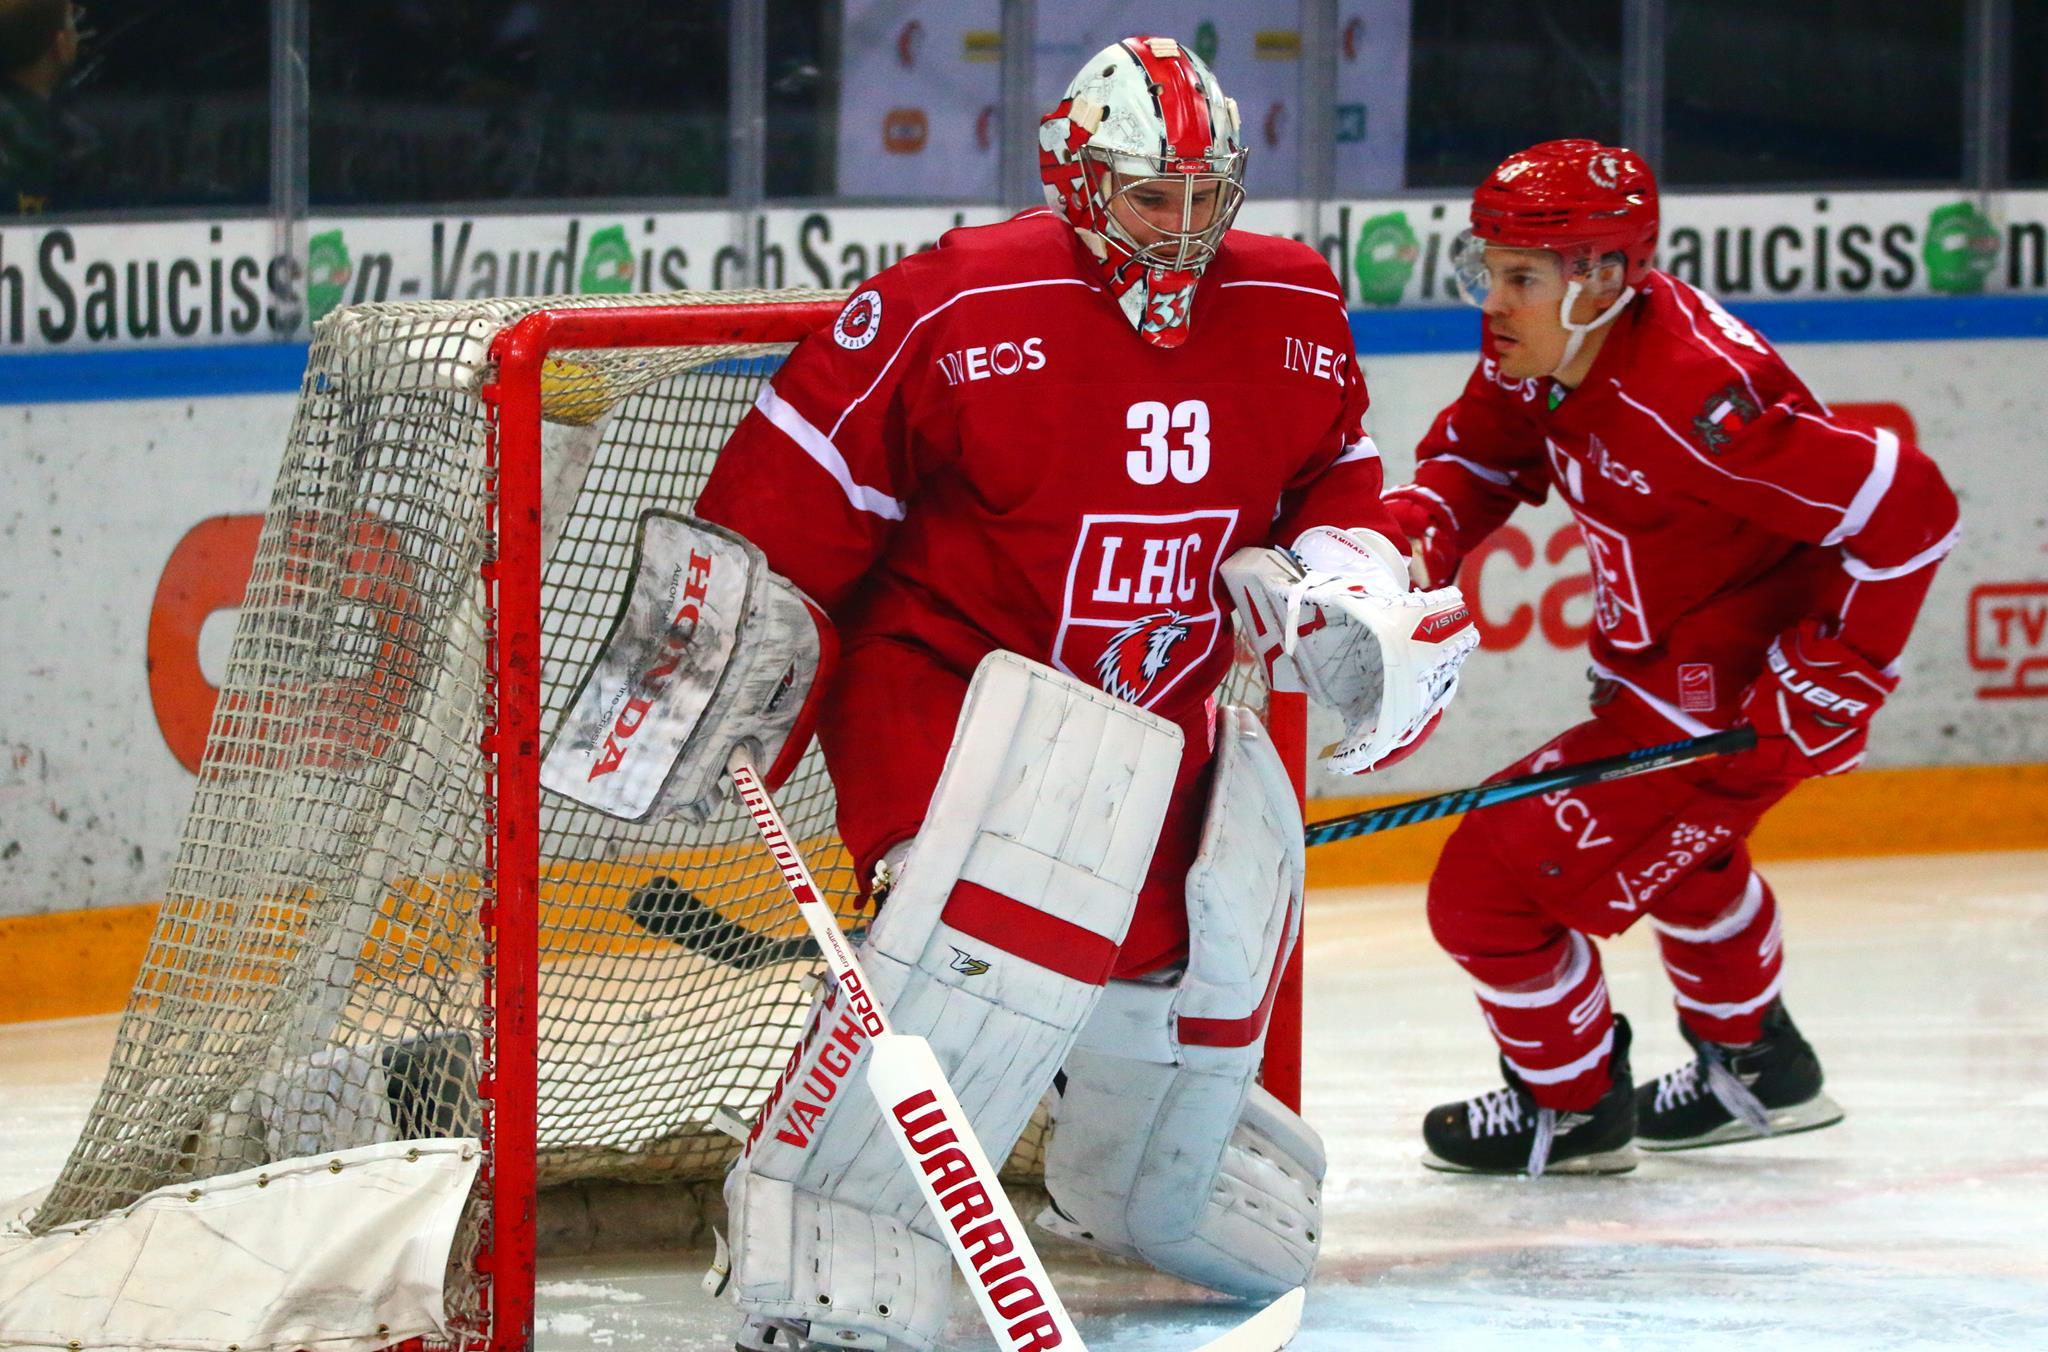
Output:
[724, 1178, 954, 1351]
[724, 652, 1183, 1347]
[1176, 708, 1305, 1070]
[1038, 706, 1324, 1299]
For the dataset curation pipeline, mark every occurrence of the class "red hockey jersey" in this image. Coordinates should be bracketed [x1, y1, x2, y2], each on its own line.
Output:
[699, 208, 1398, 737]
[1405, 271, 1959, 731]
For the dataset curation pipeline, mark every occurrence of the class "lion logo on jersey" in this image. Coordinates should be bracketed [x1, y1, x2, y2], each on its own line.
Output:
[833, 290, 882, 350]
[1094, 610, 1194, 704]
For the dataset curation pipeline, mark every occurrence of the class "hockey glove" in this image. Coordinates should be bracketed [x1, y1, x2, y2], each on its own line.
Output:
[1224, 528, 1478, 775]
[1741, 619, 1898, 778]
[1381, 487, 1463, 589]
[540, 514, 835, 822]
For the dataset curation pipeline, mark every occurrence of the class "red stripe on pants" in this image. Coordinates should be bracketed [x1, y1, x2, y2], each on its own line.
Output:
[1179, 893, 1299, 1049]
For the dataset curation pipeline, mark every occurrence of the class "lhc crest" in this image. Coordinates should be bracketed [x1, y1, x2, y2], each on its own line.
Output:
[1094, 611, 1194, 703]
[1054, 509, 1237, 709]
[833, 290, 882, 350]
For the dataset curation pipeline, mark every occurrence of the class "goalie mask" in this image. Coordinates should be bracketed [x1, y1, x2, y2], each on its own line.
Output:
[1040, 35, 1247, 349]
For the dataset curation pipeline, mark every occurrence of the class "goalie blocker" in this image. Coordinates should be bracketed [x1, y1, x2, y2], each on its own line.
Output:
[540, 512, 836, 823]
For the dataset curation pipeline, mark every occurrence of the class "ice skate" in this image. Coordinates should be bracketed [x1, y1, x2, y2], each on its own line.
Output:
[1636, 999, 1844, 1150]
[1423, 1015, 1639, 1176]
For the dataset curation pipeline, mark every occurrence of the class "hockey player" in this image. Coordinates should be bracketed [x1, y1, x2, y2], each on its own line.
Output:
[688, 35, 1475, 1352]
[1384, 139, 1960, 1176]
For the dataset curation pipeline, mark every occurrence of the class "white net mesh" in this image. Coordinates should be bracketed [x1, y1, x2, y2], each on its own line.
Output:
[27, 288, 1278, 1344]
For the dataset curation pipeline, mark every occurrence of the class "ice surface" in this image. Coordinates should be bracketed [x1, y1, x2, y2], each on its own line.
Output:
[5, 851, 2044, 1349]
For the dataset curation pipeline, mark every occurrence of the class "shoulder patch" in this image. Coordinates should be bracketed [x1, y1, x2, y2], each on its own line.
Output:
[1691, 381, 1762, 455]
[833, 289, 883, 350]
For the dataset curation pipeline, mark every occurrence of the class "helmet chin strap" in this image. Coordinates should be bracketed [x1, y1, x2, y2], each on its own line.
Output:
[1552, 279, 1636, 379]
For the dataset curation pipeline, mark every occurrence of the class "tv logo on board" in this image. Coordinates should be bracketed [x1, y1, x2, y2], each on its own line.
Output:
[1969, 582, 2048, 699]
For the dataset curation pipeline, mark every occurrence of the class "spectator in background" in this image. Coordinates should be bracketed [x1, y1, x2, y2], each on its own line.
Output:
[0, 0, 88, 213]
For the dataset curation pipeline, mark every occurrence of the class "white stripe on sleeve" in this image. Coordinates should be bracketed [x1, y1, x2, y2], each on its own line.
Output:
[1401, 483, 1463, 533]
[1842, 523, 1961, 580]
[755, 386, 907, 522]
[1333, 435, 1380, 466]
[1436, 452, 1515, 486]
[1614, 389, 1848, 515]
[1824, 427, 1900, 546]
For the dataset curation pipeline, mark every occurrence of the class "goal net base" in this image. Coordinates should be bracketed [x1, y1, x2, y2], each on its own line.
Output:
[1, 1141, 477, 1352]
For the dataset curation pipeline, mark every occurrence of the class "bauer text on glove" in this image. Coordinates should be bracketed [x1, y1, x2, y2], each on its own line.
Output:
[1739, 619, 1897, 779]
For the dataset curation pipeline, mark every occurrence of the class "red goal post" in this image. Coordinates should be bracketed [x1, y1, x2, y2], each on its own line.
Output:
[483, 303, 850, 1348]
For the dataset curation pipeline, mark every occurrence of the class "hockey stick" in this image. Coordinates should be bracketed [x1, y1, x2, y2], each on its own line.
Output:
[1304, 726, 1756, 847]
[728, 753, 1304, 1352]
[624, 875, 819, 970]
[672, 731, 1751, 964]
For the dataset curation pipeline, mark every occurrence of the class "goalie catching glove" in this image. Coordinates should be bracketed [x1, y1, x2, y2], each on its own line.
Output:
[1225, 525, 1477, 774]
[540, 513, 834, 822]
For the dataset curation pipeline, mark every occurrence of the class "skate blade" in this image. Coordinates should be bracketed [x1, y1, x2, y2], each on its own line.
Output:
[1638, 1092, 1846, 1152]
[1422, 1143, 1639, 1176]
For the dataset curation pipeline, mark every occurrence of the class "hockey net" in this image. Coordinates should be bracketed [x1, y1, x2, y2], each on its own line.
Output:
[4, 290, 1302, 1352]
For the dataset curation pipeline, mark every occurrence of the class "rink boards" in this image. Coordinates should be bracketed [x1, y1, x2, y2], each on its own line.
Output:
[1, 291, 2044, 1022]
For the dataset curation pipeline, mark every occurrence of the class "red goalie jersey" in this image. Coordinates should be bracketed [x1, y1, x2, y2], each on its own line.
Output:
[698, 209, 1401, 971]
[1405, 271, 1960, 728]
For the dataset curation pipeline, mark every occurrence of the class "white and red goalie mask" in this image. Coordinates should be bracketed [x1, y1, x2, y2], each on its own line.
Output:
[1039, 35, 1247, 349]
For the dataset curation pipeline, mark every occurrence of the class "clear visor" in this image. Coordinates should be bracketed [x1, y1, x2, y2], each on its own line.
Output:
[1449, 229, 1493, 308]
[1084, 147, 1248, 274]
[1452, 229, 1637, 375]
[1453, 229, 1614, 308]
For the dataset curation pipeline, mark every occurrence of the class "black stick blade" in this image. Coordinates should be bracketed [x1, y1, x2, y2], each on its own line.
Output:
[625, 876, 816, 972]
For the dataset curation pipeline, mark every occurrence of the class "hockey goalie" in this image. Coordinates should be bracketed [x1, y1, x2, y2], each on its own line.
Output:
[558, 34, 1476, 1352]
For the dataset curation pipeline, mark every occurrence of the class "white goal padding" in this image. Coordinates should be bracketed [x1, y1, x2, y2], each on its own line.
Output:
[0, 1140, 479, 1352]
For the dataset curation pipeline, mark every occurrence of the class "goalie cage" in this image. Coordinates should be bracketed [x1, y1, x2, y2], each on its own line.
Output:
[0, 289, 1306, 1352]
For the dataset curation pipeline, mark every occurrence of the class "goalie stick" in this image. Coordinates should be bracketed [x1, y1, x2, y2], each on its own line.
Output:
[1304, 727, 1756, 847]
[727, 752, 1304, 1352]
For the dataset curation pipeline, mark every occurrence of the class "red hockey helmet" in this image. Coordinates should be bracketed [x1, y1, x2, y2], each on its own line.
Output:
[1450, 140, 1659, 372]
[1467, 139, 1660, 287]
